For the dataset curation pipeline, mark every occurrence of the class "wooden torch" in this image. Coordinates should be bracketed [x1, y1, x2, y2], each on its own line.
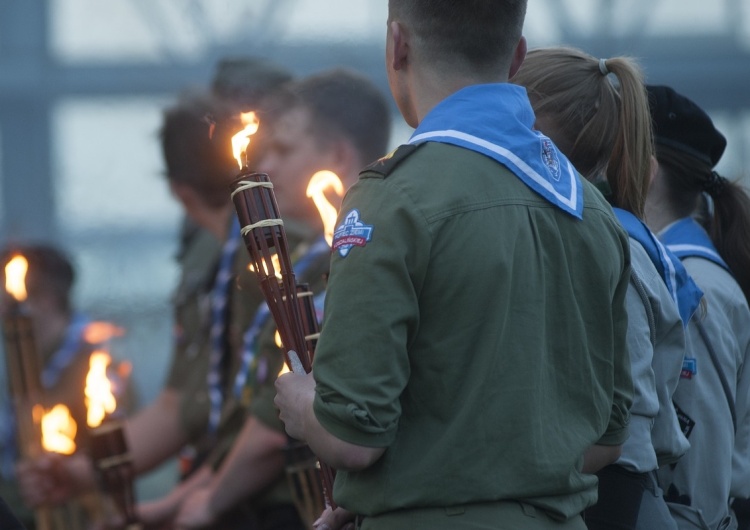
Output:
[229, 115, 336, 517]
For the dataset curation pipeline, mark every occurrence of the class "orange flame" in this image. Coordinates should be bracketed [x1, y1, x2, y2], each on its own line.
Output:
[4, 255, 28, 302]
[248, 253, 282, 281]
[232, 112, 260, 169]
[85, 351, 117, 428]
[306, 171, 345, 246]
[83, 322, 125, 345]
[37, 404, 77, 455]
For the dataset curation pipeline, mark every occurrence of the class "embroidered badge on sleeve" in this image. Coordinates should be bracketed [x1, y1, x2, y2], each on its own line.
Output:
[332, 209, 373, 257]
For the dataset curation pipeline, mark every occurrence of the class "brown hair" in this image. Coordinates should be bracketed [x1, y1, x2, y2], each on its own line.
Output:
[159, 91, 240, 209]
[656, 145, 750, 303]
[511, 47, 653, 219]
[388, 0, 527, 75]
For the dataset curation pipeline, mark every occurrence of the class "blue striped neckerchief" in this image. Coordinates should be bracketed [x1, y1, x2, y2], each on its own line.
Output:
[408, 83, 584, 219]
[232, 235, 330, 401]
[613, 208, 703, 325]
[42, 312, 90, 388]
[659, 217, 731, 273]
[207, 217, 242, 434]
[1, 312, 90, 479]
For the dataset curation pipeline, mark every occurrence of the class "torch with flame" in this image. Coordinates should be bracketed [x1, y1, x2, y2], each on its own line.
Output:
[230, 116, 338, 513]
[84, 346, 141, 529]
[2, 254, 45, 457]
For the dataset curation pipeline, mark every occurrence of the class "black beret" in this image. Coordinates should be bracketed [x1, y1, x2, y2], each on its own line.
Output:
[647, 85, 726, 168]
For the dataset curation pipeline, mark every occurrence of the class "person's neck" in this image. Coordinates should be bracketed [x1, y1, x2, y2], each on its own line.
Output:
[412, 66, 507, 126]
[644, 197, 682, 234]
[206, 205, 234, 242]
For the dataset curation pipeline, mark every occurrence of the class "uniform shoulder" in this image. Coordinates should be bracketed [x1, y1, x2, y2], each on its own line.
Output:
[359, 144, 425, 179]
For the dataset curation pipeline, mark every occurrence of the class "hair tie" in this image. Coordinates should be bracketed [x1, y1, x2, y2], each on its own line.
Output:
[599, 58, 610, 76]
[703, 171, 727, 196]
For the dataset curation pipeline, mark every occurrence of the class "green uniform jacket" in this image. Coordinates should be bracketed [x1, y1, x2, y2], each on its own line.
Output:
[312, 143, 633, 520]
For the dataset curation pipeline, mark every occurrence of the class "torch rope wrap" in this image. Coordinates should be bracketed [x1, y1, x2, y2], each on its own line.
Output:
[230, 180, 275, 199]
[240, 219, 285, 238]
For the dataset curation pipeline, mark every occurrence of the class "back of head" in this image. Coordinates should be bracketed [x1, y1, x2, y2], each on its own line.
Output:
[160, 91, 240, 209]
[647, 84, 750, 303]
[512, 47, 652, 218]
[211, 57, 293, 111]
[1, 244, 75, 315]
[286, 69, 391, 166]
[388, 0, 527, 75]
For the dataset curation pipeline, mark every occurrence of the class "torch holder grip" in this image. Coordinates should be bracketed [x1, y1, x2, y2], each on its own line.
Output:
[89, 421, 141, 529]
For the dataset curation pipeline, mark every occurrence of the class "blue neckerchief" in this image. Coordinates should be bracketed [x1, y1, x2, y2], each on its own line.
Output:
[233, 236, 331, 399]
[660, 217, 731, 273]
[614, 208, 703, 325]
[207, 218, 242, 434]
[42, 313, 90, 389]
[409, 83, 583, 219]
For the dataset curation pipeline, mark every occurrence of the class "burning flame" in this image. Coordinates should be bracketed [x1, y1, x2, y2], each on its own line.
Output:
[274, 329, 283, 349]
[306, 171, 345, 246]
[37, 404, 77, 455]
[83, 322, 125, 345]
[4, 255, 28, 301]
[85, 351, 117, 428]
[232, 112, 260, 169]
[248, 253, 282, 281]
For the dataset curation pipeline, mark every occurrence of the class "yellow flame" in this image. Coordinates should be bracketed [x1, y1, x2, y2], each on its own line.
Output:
[248, 253, 282, 281]
[274, 329, 283, 349]
[83, 321, 125, 344]
[231, 112, 260, 169]
[39, 404, 77, 455]
[4, 255, 28, 301]
[278, 362, 291, 377]
[85, 351, 117, 428]
[306, 171, 345, 246]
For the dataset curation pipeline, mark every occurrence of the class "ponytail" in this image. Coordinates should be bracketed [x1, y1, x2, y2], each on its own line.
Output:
[601, 58, 652, 219]
[710, 177, 750, 304]
[656, 144, 750, 305]
[511, 47, 653, 218]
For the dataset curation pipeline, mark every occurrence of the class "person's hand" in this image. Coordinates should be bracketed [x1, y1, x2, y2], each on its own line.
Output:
[174, 487, 216, 529]
[274, 369, 316, 441]
[137, 495, 181, 529]
[314, 506, 356, 530]
[16, 453, 93, 507]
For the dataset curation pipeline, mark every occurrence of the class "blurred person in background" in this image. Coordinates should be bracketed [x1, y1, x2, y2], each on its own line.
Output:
[16, 59, 291, 522]
[171, 68, 391, 530]
[644, 85, 750, 530]
[1, 243, 134, 528]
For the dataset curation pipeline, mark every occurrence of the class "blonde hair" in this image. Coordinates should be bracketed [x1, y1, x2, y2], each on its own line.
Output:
[511, 47, 653, 219]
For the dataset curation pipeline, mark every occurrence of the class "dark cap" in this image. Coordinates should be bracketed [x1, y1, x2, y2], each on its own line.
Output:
[647, 85, 726, 168]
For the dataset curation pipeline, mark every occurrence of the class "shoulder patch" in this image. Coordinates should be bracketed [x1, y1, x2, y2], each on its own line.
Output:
[360, 144, 423, 179]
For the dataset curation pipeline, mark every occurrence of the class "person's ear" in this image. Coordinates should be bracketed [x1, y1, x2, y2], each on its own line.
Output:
[389, 20, 409, 72]
[508, 36, 527, 79]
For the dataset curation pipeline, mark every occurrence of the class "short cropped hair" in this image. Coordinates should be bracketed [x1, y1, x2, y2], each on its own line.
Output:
[283, 69, 391, 166]
[211, 57, 293, 111]
[389, 0, 527, 71]
[159, 91, 240, 209]
[1, 244, 75, 314]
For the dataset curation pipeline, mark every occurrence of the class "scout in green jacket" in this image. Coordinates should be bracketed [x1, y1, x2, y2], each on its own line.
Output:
[275, 2, 634, 529]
